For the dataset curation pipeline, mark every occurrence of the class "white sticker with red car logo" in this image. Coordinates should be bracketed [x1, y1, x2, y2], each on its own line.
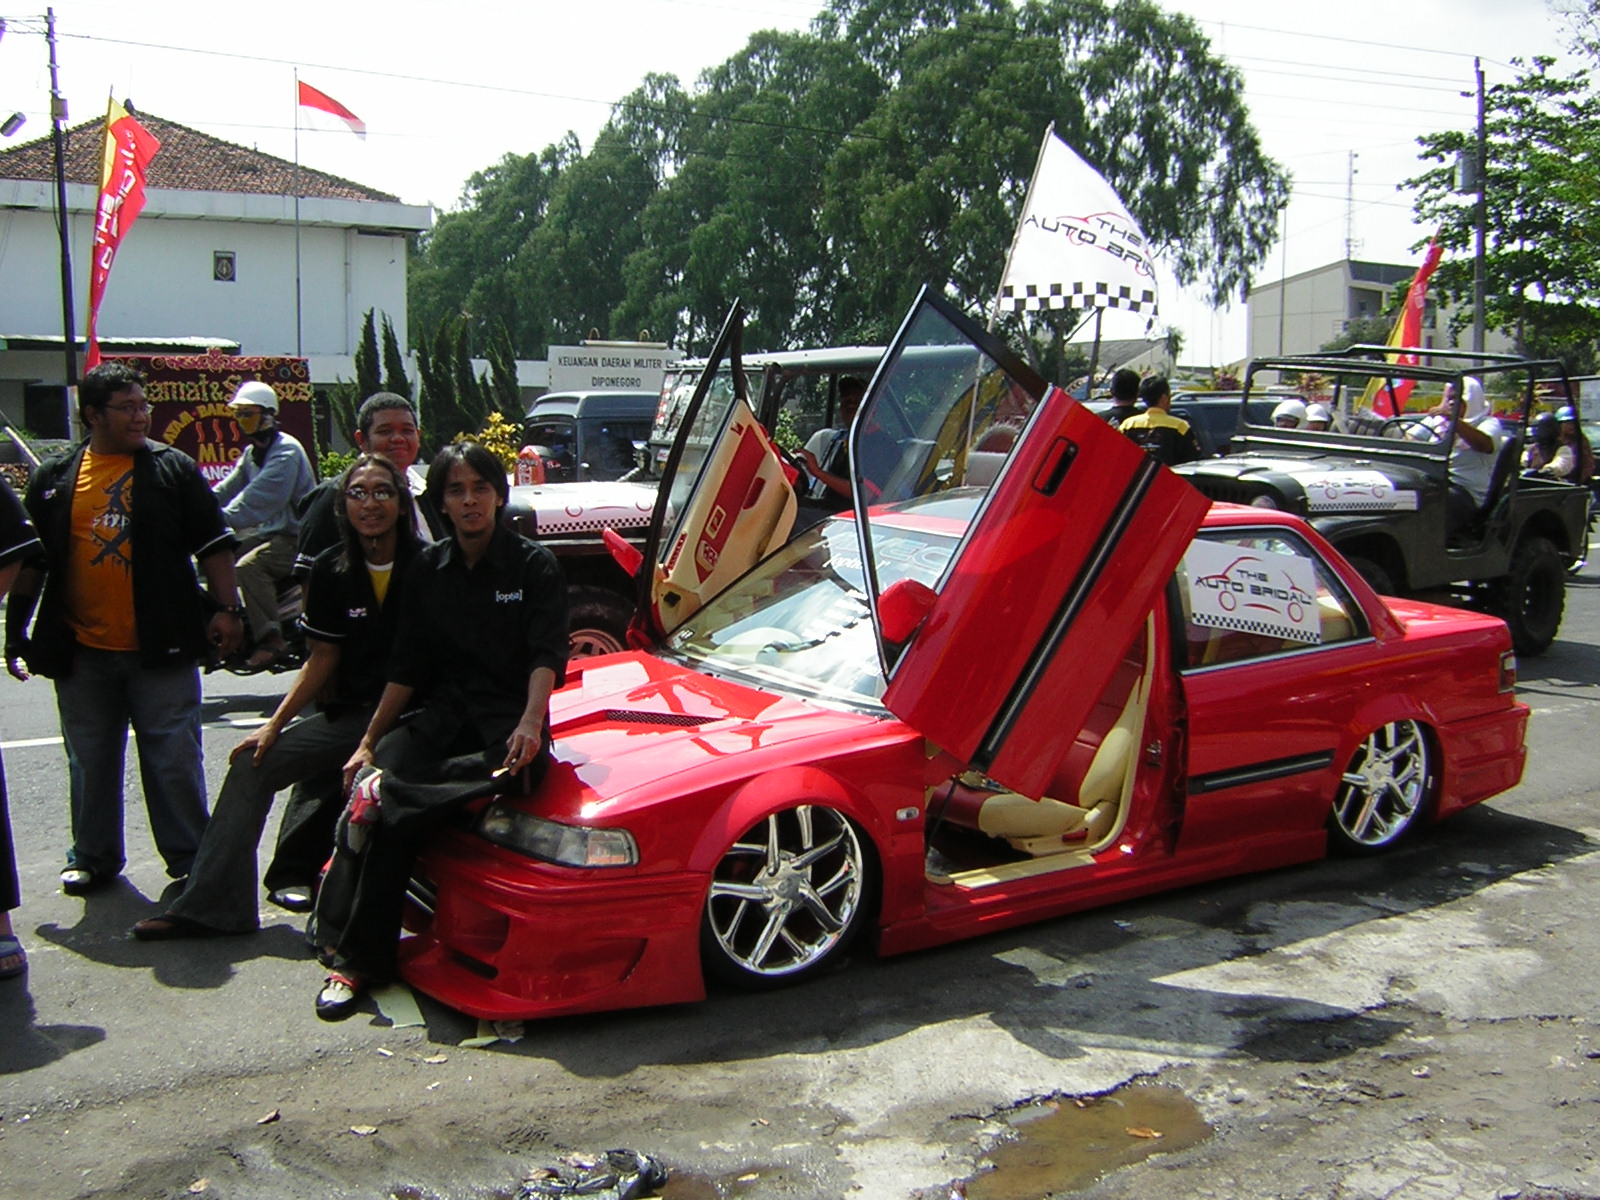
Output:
[1283, 467, 1418, 512]
[1185, 539, 1321, 644]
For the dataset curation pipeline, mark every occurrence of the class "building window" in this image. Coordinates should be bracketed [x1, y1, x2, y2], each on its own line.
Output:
[213, 251, 236, 282]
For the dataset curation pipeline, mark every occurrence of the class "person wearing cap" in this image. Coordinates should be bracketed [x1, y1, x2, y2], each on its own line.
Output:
[1556, 405, 1596, 485]
[213, 381, 317, 670]
[1304, 402, 1333, 432]
[1271, 398, 1308, 429]
[1118, 375, 1202, 466]
[3, 361, 244, 897]
[1525, 411, 1566, 476]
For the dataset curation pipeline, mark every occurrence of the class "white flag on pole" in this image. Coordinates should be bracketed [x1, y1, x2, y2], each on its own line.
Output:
[996, 130, 1158, 320]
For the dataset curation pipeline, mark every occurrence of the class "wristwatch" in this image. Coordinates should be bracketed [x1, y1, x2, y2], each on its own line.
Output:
[218, 603, 246, 619]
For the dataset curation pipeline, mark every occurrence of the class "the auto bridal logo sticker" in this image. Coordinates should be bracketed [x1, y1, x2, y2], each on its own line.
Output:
[1185, 539, 1321, 644]
[1283, 467, 1417, 512]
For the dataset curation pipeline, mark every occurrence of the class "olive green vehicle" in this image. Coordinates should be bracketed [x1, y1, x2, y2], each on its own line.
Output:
[1172, 348, 1589, 655]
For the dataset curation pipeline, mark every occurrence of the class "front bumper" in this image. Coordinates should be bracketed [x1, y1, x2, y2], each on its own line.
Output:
[399, 832, 710, 1021]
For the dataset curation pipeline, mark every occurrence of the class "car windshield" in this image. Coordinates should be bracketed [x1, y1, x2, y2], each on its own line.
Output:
[662, 503, 967, 705]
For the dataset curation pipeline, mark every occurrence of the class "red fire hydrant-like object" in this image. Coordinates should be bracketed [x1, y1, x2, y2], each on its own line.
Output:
[516, 445, 546, 486]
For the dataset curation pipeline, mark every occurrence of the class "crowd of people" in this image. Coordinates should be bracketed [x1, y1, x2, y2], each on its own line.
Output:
[0, 363, 567, 1020]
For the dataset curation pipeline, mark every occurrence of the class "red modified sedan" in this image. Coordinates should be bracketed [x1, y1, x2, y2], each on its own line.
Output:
[398, 292, 1527, 1022]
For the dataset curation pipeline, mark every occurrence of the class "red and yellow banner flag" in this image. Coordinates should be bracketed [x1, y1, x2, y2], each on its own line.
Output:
[84, 99, 161, 371]
[1365, 238, 1444, 418]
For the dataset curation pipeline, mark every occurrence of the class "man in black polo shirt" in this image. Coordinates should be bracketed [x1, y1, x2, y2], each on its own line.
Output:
[313, 442, 568, 1020]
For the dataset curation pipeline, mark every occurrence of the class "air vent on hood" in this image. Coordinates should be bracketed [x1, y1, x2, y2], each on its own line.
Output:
[603, 709, 715, 727]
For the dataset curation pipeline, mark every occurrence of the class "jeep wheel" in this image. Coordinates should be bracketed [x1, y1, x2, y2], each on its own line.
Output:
[1496, 535, 1565, 656]
[1342, 554, 1396, 597]
[568, 585, 634, 659]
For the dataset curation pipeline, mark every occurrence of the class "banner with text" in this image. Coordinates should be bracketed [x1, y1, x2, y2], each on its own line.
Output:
[109, 350, 316, 484]
[546, 345, 682, 397]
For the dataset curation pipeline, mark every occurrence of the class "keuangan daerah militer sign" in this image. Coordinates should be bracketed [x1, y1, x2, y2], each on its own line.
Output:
[1184, 538, 1321, 645]
[995, 125, 1158, 321]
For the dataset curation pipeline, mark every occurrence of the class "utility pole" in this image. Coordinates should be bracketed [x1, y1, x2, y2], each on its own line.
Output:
[46, 7, 77, 389]
[1344, 151, 1359, 261]
[1473, 57, 1487, 353]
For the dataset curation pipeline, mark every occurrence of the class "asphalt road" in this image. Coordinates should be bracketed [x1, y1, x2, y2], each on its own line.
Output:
[2, 556, 1599, 1200]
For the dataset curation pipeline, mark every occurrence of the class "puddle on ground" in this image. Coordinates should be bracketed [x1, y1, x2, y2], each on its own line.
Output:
[957, 1081, 1212, 1199]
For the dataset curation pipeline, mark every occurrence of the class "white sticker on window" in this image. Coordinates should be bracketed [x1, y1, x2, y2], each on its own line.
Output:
[1185, 539, 1321, 644]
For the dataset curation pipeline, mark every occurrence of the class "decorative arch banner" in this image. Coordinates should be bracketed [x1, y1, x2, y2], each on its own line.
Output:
[107, 350, 316, 484]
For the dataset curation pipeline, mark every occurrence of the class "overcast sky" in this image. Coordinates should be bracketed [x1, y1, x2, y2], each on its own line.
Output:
[0, 0, 1578, 363]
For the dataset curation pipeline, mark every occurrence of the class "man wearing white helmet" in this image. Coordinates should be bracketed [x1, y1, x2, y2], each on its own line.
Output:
[1271, 398, 1308, 429]
[214, 380, 316, 670]
[1304, 402, 1333, 432]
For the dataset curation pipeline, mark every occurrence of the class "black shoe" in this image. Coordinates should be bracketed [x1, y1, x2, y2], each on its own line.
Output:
[60, 867, 106, 896]
[268, 886, 314, 914]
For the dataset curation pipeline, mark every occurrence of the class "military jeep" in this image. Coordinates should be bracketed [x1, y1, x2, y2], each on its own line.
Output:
[1172, 348, 1589, 655]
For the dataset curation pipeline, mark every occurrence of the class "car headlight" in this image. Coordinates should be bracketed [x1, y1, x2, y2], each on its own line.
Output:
[1249, 493, 1280, 509]
[476, 804, 638, 867]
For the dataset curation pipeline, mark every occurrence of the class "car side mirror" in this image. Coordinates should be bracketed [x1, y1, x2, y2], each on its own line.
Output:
[878, 578, 937, 644]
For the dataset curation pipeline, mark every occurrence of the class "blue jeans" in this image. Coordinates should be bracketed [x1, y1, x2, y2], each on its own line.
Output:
[53, 648, 208, 879]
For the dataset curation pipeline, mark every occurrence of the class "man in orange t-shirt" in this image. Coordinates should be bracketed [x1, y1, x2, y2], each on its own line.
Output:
[5, 363, 244, 897]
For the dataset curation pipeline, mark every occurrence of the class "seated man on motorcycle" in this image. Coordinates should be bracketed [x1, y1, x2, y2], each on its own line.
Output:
[213, 382, 316, 670]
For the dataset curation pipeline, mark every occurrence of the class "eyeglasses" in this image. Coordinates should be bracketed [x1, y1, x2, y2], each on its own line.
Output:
[104, 402, 150, 416]
[344, 486, 398, 503]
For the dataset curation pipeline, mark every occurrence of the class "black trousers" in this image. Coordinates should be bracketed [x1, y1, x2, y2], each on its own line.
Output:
[0, 750, 18, 912]
[316, 716, 548, 982]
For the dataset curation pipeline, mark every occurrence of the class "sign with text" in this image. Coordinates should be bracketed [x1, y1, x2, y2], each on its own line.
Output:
[1184, 538, 1320, 644]
[546, 344, 681, 396]
[109, 350, 316, 485]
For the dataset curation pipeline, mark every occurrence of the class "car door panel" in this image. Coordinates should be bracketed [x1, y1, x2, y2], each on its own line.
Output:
[884, 394, 1209, 799]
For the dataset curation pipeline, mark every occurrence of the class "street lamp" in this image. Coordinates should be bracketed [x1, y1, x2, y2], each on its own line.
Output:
[1, 111, 24, 137]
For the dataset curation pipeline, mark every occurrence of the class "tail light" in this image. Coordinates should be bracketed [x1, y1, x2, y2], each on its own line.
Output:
[1498, 650, 1517, 693]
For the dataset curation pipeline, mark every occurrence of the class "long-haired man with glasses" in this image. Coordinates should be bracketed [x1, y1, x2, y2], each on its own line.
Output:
[4, 361, 244, 898]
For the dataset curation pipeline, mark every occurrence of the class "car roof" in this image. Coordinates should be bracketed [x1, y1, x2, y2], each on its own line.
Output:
[525, 391, 657, 419]
[670, 345, 886, 373]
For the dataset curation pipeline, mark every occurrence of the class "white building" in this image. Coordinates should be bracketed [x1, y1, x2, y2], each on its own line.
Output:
[0, 112, 431, 437]
[1246, 257, 1513, 360]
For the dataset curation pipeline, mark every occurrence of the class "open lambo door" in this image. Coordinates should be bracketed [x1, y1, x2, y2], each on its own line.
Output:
[862, 290, 1211, 801]
[638, 302, 799, 640]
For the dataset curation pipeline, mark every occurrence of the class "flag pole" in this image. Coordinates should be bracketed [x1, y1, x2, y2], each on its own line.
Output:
[988, 121, 1055, 333]
[293, 68, 303, 358]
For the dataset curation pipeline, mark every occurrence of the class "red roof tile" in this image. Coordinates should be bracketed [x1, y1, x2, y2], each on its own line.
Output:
[0, 111, 399, 203]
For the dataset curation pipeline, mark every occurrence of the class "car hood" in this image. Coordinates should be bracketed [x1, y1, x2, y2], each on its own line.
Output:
[506, 480, 657, 535]
[1179, 453, 1431, 513]
[530, 652, 883, 820]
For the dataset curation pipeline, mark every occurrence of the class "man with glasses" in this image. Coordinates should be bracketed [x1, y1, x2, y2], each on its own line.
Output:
[4, 361, 244, 897]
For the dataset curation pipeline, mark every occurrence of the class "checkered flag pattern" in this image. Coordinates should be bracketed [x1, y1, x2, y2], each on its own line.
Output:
[1198, 611, 1321, 645]
[998, 281, 1158, 315]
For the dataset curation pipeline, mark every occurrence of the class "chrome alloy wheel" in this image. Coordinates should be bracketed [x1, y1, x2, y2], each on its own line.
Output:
[704, 806, 867, 984]
[1330, 720, 1432, 851]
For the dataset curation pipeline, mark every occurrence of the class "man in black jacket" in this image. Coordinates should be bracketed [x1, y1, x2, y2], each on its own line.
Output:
[4, 362, 244, 896]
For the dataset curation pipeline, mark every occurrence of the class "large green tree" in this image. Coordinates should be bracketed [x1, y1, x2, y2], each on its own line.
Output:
[410, 0, 1288, 360]
[1406, 56, 1600, 368]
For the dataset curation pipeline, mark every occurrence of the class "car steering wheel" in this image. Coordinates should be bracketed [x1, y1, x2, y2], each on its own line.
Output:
[1380, 414, 1443, 442]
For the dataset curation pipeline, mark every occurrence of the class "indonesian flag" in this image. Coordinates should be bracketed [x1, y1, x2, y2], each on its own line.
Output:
[84, 99, 161, 371]
[297, 80, 366, 139]
[996, 126, 1158, 322]
[1364, 239, 1444, 418]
